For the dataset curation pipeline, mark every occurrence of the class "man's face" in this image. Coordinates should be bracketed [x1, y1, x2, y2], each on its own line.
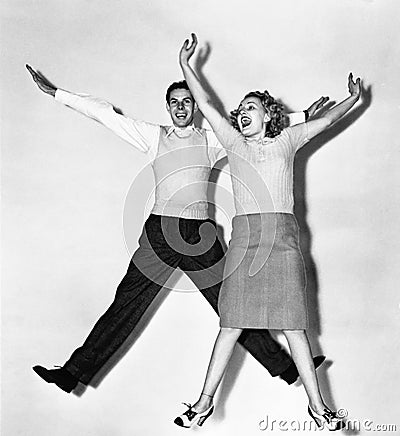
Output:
[166, 89, 197, 128]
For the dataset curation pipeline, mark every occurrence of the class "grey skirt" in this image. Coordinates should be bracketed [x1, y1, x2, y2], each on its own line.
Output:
[218, 213, 308, 329]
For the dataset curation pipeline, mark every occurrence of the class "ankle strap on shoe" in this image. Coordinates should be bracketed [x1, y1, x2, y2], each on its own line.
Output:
[201, 392, 214, 398]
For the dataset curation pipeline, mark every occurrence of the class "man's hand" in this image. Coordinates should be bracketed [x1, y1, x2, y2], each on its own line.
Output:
[26, 64, 57, 97]
[306, 96, 330, 118]
[348, 72, 361, 99]
[179, 33, 198, 66]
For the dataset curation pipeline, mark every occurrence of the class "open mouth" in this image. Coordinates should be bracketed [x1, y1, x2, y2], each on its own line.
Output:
[176, 112, 187, 120]
[240, 116, 251, 128]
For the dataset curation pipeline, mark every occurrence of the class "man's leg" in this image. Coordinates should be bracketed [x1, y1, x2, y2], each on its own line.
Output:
[178, 218, 293, 378]
[63, 260, 177, 384]
[34, 215, 182, 387]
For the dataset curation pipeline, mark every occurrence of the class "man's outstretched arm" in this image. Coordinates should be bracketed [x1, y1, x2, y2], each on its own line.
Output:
[287, 96, 330, 126]
[26, 64, 158, 154]
[305, 96, 330, 119]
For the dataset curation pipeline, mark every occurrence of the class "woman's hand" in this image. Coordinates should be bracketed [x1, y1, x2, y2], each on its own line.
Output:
[177, 32, 223, 135]
[179, 33, 198, 66]
[348, 72, 362, 99]
[306, 71, 363, 140]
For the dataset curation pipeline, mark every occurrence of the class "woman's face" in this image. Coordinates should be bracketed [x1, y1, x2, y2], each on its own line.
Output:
[237, 96, 270, 139]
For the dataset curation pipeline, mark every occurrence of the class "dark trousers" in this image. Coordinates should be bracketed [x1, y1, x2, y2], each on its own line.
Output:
[64, 214, 292, 384]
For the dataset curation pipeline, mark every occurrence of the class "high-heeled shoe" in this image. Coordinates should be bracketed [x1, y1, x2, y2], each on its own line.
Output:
[308, 406, 345, 431]
[174, 402, 214, 428]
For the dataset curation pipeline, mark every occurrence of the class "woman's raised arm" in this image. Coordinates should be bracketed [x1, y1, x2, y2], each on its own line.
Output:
[179, 34, 223, 133]
[306, 72, 362, 140]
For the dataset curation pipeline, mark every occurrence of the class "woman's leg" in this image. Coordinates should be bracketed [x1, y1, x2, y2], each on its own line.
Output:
[193, 327, 243, 412]
[282, 329, 326, 413]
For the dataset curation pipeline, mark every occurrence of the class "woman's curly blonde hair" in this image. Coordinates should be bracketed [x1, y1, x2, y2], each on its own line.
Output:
[230, 90, 286, 138]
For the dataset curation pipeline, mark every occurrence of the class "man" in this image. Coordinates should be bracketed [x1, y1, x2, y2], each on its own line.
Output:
[26, 64, 326, 393]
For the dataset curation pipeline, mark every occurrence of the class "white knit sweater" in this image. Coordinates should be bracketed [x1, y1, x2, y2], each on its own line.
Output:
[215, 118, 309, 215]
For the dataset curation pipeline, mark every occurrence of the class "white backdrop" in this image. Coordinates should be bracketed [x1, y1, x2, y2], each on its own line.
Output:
[2, 1, 400, 435]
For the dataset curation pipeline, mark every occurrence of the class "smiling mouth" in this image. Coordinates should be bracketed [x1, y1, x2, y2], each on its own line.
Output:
[240, 116, 251, 128]
[176, 113, 187, 120]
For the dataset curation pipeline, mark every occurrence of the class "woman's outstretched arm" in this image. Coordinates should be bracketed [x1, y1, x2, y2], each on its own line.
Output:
[306, 73, 362, 140]
[179, 33, 224, 132]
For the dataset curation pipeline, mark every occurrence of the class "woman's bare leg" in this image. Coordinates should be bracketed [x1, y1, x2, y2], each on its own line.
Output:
[193, 327, 243, 412]
[282, 329, 326, 413]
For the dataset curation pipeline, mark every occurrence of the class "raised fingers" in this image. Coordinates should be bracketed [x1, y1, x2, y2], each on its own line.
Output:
[190, 33, 198, 48]
[349, 72, 354, 82]
[26, 64, 38, 80]
[317, 96, 329, 108]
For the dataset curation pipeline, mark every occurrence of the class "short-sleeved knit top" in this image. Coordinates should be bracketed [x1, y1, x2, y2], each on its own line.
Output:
[215, 118, 310, 215]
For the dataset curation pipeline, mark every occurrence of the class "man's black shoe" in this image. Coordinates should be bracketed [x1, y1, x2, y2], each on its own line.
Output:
[280, 355, 326, 385]
[32, 365, 79, 393]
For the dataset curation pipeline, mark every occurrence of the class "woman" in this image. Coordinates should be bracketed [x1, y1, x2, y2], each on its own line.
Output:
[174, 34, 361, 430]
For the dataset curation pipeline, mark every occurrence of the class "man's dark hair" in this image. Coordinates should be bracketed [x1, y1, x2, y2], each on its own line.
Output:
[165, 80, 191, 103]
